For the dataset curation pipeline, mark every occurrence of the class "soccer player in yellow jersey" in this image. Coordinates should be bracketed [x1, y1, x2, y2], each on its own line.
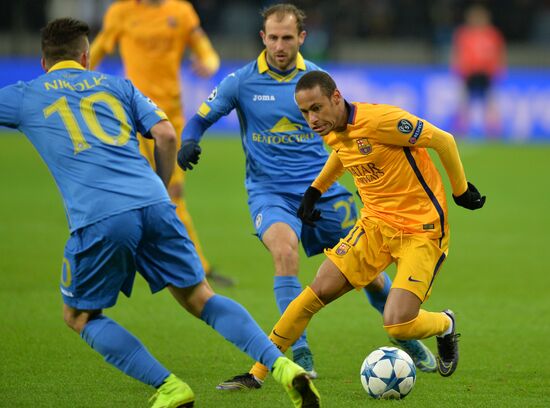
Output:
[89, 0, 233, 286]
[239, 70, 486, 381]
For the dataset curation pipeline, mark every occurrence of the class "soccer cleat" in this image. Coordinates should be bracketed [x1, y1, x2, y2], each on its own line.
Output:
[293, 347, 318, 379]
[436, 309, 461, 377]
[206, 268, 236, 287]
[149, 374, 194, 408]
[216, 373, 262, 390]
[389, 338, 437, 373]
[272, 357, 320, 408]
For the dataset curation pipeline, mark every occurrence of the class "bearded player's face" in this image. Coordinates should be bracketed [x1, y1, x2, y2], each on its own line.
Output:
[260, 13, 306, 72]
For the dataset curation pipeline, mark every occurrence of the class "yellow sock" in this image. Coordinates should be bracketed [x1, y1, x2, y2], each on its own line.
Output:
[384, 309, 450, 340]
[172, 196, 212, 274]
[249, 286, 325, 381]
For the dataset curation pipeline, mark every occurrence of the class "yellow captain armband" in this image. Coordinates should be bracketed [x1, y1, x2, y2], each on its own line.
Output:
[197, 102, 211, 118]
[155, 110, 168, 120]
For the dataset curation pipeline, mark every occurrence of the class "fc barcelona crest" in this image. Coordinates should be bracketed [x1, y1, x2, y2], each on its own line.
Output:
[356, 138, 372, 155]
[335, 242, 350, 256]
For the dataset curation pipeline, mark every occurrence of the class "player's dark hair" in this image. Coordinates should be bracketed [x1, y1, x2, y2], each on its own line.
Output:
[261, 3, 306, 33]
[295, 71, 337, 98]
[41, 18, 90, 65]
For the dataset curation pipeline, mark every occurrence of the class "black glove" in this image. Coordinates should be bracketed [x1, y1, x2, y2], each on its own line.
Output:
[453, 181, 486, 210]
[177, 140, 201, 171]
[297, 186, 322, 227]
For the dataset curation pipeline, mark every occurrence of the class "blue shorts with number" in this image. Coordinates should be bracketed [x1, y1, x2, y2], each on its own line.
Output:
[248, 185, 358, 257]
[60, 201, 204, 310]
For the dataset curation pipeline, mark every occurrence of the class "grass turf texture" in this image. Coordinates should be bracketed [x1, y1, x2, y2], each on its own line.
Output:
[0, 132, 549, 407]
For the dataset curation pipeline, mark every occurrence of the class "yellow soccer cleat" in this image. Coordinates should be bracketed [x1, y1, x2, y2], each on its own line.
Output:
[149, 374, 195, 408]
[272, 357, 320, 408]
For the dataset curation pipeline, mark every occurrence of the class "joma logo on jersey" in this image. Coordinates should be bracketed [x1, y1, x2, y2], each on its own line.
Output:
[356, 138, 372, 155]
[253, 94, 276, 101]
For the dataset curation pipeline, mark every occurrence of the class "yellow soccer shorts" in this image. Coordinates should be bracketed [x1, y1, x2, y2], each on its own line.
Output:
[138, 104, 185, 187]
[325, 217, 449, 303]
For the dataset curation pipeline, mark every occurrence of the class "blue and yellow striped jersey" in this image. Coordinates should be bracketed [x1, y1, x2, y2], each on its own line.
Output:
[187, 51, 340, 195]
[0, 61, 170, 231]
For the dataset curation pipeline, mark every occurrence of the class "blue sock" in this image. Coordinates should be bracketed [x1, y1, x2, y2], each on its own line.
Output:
[80, 315, 170, 388]
[364, 272, 392, 315]
[274, 276, 308, 351]
[200, 295, 283, 370]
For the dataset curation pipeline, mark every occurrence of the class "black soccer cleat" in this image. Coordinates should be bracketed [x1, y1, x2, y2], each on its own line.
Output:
[216, 373, 262, 390]
[436, 309, 461, 377]
[292, 373, 321, 408]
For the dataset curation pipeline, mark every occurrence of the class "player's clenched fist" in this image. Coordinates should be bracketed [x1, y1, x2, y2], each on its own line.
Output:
[177, 140, 202, 170]
[453, 181, 486, 210]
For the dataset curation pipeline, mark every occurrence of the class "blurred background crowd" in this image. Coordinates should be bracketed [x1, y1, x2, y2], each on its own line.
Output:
[1, 0, 549, 140]
[1, 0, 549, 65]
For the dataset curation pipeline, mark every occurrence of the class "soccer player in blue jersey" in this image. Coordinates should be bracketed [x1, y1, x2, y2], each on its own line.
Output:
[178, 3, 437, 389]
[0, 18, 319, 408]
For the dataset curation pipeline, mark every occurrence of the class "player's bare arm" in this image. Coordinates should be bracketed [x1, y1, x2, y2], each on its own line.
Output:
[150, 119, 177, 186]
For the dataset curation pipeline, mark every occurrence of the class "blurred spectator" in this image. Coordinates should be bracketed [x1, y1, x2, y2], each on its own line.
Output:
[531, 0, 550, 45]
[300, 8, 330, 60]
[0, 0, 47, 32]
[0, 0, 544, 62]
[47, 0, 110, 35]
[451, 4, 506, 137]
[219, 0, 259, 39]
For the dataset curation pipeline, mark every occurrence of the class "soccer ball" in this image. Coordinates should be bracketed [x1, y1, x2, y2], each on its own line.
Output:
[360, 346, 416, 399]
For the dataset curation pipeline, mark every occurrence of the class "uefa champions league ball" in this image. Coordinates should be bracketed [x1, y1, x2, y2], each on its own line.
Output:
[360, 346, 416, 399]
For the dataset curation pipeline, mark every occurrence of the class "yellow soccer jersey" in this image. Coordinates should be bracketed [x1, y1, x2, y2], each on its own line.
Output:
[96, 0, 200, 108]
[314, 102, 464, 241]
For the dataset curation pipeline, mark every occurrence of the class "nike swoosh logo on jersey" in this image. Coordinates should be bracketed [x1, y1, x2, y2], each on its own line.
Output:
[408, 276, 422, 282]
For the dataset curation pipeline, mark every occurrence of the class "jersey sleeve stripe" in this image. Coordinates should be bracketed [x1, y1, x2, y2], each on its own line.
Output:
[403, 147, 445, 245]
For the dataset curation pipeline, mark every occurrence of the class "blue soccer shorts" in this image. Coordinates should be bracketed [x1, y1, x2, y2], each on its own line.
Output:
[60, 201, 204, 310]
[248, 185, 358, 257]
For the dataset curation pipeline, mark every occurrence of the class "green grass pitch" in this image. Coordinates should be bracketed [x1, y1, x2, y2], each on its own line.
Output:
[1, 132, 549, 407]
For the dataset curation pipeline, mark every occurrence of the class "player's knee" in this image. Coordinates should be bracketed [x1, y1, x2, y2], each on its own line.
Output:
[271, 242, 299, 265]
[168, 280, 214, 318]
[383, 318, 417, 340]
[271, 242, 298, 261]
[63, 306, 100, 333]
